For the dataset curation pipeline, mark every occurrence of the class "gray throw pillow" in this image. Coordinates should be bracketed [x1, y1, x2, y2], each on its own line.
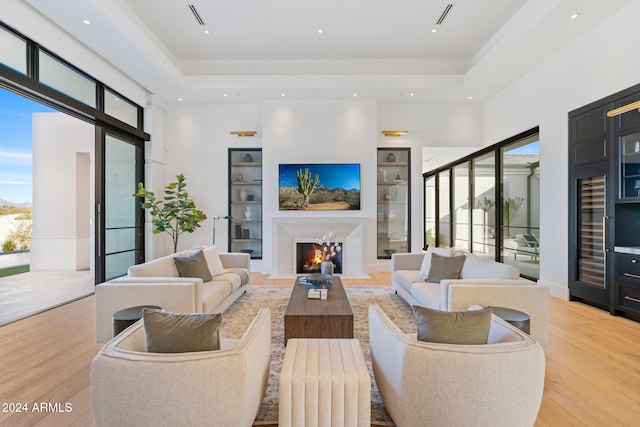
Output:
[143, 308, 221, 353]
[174, 249, 213, 282]
[413, 305, 492, 345]
[427, 253, 466, 283]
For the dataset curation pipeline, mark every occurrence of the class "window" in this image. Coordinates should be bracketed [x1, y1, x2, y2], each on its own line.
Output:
[0, 25, 27, 74]
[423, 128, 539, 279]
[38, 49, 97, 107]
[104, 88, 139, 128]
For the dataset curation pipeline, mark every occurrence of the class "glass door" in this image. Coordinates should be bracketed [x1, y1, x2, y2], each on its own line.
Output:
[96, 132, 144, 282]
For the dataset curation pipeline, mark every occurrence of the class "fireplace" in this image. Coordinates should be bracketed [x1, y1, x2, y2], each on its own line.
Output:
[296, 242, 343, 274]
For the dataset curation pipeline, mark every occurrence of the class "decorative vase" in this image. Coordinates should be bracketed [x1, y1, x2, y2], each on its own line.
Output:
[321, 261, 334, 276]
[386, 152, 396, 162]
[243, 152, 253, 162]
[240, 188, 248, 201]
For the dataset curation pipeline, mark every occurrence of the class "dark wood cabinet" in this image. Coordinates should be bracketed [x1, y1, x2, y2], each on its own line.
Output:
[569, 83, 640, 321]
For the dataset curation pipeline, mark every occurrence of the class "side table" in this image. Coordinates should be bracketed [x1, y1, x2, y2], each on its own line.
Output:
[112, 305, 161, 337]
[491, 306, 530, 335]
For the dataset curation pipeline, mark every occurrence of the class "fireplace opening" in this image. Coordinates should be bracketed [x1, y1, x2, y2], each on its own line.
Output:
[296, 242, 343, 274]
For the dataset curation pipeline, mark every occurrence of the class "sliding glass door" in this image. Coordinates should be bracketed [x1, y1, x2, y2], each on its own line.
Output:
[97, 132, 144, 281]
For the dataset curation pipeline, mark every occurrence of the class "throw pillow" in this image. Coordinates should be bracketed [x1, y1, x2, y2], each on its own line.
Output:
[202, 245, 226, 276]
[143, 308, 221, 353]
[459, 252, 520, 279]
[413, 305, 492, 345]
[174, 250, 213, 282]
[418, 246, 454, 275]
[426, 253, 466, 283]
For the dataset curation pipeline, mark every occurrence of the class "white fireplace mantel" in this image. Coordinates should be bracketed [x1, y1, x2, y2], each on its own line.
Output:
[272, 217, 368, 278]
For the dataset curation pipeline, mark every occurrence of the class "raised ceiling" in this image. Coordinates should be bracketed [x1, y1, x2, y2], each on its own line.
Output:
[21, 0, 635, 104]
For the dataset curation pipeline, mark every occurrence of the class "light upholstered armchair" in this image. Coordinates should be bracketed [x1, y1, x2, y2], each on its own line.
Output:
[368, 304, 545, 427]
[91, 308, 271, 427]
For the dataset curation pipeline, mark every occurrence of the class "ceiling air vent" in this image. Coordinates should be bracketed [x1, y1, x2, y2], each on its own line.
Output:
[436, 4, 454, 25]
[188, 4, 205, 25]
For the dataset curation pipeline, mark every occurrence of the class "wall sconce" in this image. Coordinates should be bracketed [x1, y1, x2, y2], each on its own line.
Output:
[381, 130, 409, 137]
[230, 131, 257, 137]
[607, 100, 640, 117]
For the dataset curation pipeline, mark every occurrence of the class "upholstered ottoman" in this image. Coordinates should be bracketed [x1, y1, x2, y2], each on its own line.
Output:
[279, 339, 371, 427]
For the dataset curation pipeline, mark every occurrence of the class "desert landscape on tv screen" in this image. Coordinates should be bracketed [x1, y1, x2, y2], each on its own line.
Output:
[279, 164, 361, 211]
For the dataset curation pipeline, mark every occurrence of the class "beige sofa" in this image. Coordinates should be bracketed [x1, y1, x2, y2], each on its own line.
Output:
[391, 247, 549, 344]
[369, 304, 545, 427]
[95, 245, 250, 343]
[91, 308, 271, 427]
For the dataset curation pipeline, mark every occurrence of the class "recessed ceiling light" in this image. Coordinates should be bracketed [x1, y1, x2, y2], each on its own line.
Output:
[409, 93, 415, 97]
[353, 93, 358, 97]
[431, 28, 437, 33]
[468, 96, 473, 100]
[83, 19, 91, 25]
[317, 29, 324, 34]
[204, 29, 210, 34]
[569, 13, 581, 20]
[281, 93, 286, 97]
[223, 93, 228, 97]
[178, 97, 183, 101]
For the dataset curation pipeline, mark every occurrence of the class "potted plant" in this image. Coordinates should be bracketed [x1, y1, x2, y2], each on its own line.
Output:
[133, 173, 207, 253]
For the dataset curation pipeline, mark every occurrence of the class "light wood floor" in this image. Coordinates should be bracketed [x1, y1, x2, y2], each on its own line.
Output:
[0, 273, 639, 426]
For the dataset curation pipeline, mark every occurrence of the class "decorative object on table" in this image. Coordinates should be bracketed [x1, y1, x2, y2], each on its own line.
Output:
[212, 215, 233, 244]
[133, 173, 207, 253]
[247, 194, 255, 201]
[243, 152, 253, 162]
[307, 288, 328, 299]
[240, 187, 248, 201]
[315, 232, 342, 275]
[243, 229, 250, 239]
[386, 152, 396, 162]
[305, 273, 332, 288]
[244, 206, 253, 220]
[321, 260, 334, 275]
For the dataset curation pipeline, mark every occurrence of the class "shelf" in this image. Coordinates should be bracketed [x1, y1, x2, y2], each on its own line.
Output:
[231, 162, 261, 167]
[377, 181, 407, 185]
[378, 162, 408, 167]
[377, 148, 410, 259]
[229, 148, 262, 259]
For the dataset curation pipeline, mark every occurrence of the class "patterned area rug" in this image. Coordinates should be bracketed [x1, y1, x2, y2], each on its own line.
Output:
[219, 285, 416, 427]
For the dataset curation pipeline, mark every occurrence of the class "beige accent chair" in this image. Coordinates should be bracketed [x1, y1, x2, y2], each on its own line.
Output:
[90, 308, 271, 427]
[368, 304, 545, 427]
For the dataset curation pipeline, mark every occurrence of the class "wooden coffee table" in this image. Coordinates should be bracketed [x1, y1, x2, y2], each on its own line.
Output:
[284, 276, 354, 344]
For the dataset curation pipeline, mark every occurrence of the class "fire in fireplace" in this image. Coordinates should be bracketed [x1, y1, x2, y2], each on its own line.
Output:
[296, 242, 343, 274]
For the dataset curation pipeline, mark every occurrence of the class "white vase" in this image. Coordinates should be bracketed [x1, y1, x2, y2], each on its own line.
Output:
[240, 188, 248, 201]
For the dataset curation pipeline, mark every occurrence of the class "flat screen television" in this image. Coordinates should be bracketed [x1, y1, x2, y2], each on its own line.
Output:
[279, 163, 361, 210]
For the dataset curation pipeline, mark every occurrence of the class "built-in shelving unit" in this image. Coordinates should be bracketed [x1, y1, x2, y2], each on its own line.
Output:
[228, 148, 262, 259]
[377, 148, 410, 259]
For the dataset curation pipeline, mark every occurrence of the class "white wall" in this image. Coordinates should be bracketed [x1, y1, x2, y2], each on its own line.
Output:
[163, 103, 261, 253]
[262, 100, 378, 274]
[31, 112, 94, 271]
[481, 0, 640, 298]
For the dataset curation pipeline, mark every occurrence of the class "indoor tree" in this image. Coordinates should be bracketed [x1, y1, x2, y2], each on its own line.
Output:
[133, 173, 207, 253]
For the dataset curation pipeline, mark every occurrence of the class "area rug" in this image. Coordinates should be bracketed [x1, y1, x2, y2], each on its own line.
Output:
[219, 285, 416, 426]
